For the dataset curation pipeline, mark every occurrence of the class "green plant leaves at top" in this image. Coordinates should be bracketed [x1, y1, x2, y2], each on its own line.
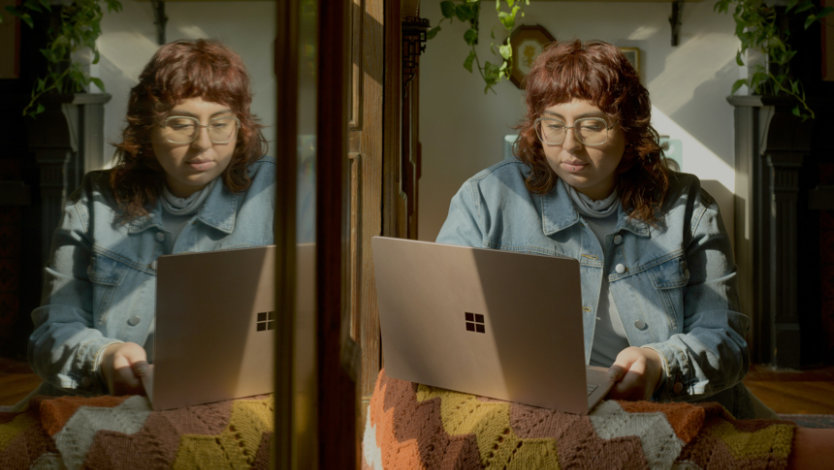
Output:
[731, 78, 747, 95]
[498, 41, 512, 60]
[440, 1, 456, 19]
[428, 0, 531, 94]
[497, 5, 521, 30]
[455, 3, 477, 21]
[464, 50, 476, 73]
[464, 27, 478, 45]
[805, 7, 834, 29]
[90, 76, 105, 91]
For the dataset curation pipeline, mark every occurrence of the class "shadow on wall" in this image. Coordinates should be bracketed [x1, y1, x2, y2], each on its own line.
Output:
[668, 57, 739, 168]
[700, 179, 734, 249]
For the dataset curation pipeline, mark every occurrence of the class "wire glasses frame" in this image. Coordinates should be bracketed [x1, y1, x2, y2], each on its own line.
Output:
[534, 116, 616, 147]
[159, 115, 241, 145]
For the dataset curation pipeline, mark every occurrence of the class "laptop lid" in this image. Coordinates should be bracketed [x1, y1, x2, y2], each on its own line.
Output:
[148, 244, 276, 410]
[371, 236, 612, 414]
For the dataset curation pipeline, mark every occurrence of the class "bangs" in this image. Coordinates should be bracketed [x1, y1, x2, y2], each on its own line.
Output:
[525, 41, 636, 119]
[145, 40, 252, 116]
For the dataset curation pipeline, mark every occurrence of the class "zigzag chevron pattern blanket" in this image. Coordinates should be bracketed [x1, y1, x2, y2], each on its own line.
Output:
[0, 394, 273, 469]
[362, 370, 796, 469]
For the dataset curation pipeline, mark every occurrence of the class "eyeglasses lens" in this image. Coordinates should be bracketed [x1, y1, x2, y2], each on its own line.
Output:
[537, 117, 609, 146]
[161, 116, 238, 144]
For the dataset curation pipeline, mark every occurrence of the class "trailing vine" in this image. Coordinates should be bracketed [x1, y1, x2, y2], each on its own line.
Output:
[428, 0, 530, 93]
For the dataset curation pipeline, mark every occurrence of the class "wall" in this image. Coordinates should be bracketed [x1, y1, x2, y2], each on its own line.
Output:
[96, 0, 276, 168]
[418, 0, 740, 242]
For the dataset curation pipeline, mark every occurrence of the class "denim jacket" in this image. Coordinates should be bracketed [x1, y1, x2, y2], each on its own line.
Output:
[29, 156, 276, 394]
[436, 160, 755, 416]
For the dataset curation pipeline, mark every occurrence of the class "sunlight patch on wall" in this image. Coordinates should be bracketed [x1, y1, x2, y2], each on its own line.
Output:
[626, 25, 660, 41]
[652, 105, 734, 190]
[98, 32, 159, 83]
[647, 32, 739, 116]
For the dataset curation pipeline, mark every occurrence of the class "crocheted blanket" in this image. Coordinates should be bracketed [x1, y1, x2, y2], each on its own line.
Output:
[363, 370, 796, 469]
[0, 394, 273, 469]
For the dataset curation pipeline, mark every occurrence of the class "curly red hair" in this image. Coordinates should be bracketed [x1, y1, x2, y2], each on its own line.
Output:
[110, 39, 267, 220]
[514, 39, 669, 222]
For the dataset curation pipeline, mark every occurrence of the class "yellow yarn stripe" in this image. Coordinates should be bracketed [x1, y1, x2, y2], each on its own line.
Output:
[172, 397, 273, 469]
[705, 420, 794, 460]
[0, 412, 39, 450]
[417, 386, 560, 469]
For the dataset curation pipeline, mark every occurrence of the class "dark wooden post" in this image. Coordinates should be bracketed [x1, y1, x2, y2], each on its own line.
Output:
[27, 93, 110, 263]
[729, 95, 810, 368]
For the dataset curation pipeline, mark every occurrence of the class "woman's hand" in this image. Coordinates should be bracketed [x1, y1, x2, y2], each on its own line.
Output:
[606, 346, 663, 401]
[100, 342, 149, 396]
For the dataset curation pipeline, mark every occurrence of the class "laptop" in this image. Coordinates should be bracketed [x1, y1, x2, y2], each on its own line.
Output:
[371, 236, 614, 414]
[144, 244, 277, 410]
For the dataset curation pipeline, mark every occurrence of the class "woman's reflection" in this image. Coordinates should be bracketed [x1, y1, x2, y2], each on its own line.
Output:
[29, 39, 274, 396]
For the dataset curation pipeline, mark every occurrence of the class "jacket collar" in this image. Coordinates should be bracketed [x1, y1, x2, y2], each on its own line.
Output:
[125, 180, 242, 235]
[539, 179, 651, 238]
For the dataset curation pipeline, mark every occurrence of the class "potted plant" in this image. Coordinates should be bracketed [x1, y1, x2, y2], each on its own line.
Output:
[714, 0, 831, 119]
[2, 0, 122, 263]
[3, 0, 122, 117]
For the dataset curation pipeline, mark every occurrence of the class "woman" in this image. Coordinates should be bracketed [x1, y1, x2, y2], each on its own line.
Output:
[29, 39, 275, 397]
[436, 40, 767, 418]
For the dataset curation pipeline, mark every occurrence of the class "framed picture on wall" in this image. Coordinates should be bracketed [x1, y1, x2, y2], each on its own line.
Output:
[619, 47, 641, 76]
[509, 24, 555, 88]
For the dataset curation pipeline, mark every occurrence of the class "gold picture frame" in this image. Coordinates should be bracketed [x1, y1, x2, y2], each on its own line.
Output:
[509, 24, 555, 88]
[619, 47, 641, 76]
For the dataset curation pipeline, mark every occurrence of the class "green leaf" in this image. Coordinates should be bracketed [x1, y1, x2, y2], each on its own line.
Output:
[735, 52, 745, 67]
[498, 11, 514, 30]
[464, 50, 476, 73]
[731, 79, 747, 95]
[456, 4, 475, 21]
[794, 2, 814, 14]
[498, 42, 512, 60]
[427, 26, 441, 40]
[90, 77, 104, 90]
[464, 27, 478, 45]
[440, 1, 456, 19]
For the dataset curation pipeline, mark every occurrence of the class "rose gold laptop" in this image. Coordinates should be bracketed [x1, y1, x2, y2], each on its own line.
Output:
[144, 245, 277, 410]
[371, 236, 613, 414]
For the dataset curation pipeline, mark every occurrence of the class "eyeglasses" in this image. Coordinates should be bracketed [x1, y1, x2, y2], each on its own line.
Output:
[159, 115, 240, 145]
[535, 116, 615, 147]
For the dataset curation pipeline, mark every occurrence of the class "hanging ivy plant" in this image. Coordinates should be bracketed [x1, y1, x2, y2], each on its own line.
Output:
[2, 0, 123, 118]
[714, 0, 832, 119]
[428, 0, 530, 93]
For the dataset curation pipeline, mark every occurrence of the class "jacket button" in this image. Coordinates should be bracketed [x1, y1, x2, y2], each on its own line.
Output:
[155, 232, 166, 243]
[613, 234, 623, 245]
[634, 320, 647, 330]
[673, 382, 684, 394]
[127, 316, 141, 326]
[615, 263, 626, 274]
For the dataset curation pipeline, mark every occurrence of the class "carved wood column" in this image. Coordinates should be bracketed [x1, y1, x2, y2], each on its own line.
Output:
[767, 152, 804, 368]
[27, 93, 110, 263]
[730, 95, 811, 368]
